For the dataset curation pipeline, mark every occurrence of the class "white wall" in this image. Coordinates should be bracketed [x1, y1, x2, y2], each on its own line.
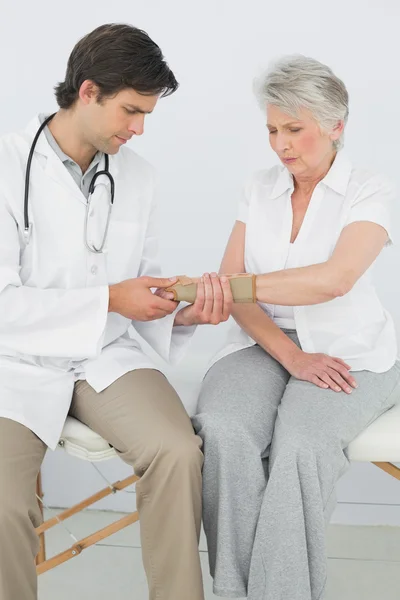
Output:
[1, 0, 400, 523]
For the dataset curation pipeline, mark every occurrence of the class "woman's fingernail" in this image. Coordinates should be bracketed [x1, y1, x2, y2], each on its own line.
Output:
[221, 276, 228, 282]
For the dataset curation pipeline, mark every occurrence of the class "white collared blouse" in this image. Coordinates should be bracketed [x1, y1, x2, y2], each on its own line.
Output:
[211, 151, 398, 373]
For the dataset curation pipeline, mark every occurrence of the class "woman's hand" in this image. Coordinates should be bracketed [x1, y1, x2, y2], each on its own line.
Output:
[283, 348, 358, 394]
[173, 272, 233, 326]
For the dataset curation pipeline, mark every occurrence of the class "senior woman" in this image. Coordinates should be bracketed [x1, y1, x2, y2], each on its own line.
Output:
[191, 56, 400, 600]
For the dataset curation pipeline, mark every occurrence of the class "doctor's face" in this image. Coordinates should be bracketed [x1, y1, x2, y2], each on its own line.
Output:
[82, 87, 160, 155]
[266, 104, 342, 179]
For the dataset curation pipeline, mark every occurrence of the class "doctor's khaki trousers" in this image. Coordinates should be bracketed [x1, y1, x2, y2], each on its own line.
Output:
[193, 331, 400, 600]
[0, 369, 204, 600]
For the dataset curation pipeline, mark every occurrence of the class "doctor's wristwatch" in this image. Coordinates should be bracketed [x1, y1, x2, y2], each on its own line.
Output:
[165, 273, 257, 304]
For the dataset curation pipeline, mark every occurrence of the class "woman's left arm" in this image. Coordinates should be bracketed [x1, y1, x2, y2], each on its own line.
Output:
[255, 221, 389, 305]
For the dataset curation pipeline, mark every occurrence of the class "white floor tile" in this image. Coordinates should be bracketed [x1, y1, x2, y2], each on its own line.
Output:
[38, 544, 400, 600]
[326, 558, 400, 600]
[327, 524, 400, 561]
[39, 546, 146, 600]
[39, 509, 400, 599]
[38, 545, 218, 600]
[44, 509, 400, 559]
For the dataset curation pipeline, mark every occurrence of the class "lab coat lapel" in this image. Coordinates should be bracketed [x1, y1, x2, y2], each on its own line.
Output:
[25, 116, 84, 203]
[45, 151, 87, 203]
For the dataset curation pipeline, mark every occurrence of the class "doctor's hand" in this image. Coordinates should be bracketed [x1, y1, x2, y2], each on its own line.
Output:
[283, 348, 358, 394]
[108, 276, 179, 321]
[171, 272, 233, 327]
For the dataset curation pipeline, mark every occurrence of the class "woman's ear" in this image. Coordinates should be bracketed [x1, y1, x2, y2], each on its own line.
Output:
[330, 120, 345, 142]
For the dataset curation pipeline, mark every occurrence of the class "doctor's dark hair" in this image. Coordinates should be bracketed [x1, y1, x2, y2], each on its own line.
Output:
[54, 23, 179, 109]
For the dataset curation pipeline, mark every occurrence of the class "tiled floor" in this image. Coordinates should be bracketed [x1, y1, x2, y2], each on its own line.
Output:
[38, 509, 400, 599]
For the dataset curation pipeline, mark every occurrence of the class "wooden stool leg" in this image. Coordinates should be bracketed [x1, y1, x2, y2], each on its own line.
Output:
[373, 461, 400, 481]
[35, 471, 46, 565]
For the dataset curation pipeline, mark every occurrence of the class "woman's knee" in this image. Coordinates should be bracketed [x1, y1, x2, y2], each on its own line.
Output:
[272, 413, 323, 454]
[192, 410, 264, 461]
[195, 351, 284, 449]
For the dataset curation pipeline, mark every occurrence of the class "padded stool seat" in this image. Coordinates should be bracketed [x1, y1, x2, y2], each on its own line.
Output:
[347, 401, 400, 462]
[58, 416, 117, 462]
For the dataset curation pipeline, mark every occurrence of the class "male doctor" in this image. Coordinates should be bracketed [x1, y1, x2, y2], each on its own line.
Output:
[0, 23, 232, 600]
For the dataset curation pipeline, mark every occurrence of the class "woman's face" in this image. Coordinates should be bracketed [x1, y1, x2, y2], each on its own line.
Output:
[266, 104, 343, 178]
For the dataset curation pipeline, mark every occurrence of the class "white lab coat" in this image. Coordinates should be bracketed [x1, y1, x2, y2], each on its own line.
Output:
[0, 115, 195, 449]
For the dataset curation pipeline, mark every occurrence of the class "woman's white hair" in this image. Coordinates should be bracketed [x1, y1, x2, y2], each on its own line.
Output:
[253, 55, 349, 150]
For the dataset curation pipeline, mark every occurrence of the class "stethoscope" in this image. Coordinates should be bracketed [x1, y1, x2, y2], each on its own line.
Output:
[24, 112, 115, 253]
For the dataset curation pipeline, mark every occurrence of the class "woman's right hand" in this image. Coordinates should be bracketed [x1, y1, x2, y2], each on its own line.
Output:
[283, 348, 358, 394]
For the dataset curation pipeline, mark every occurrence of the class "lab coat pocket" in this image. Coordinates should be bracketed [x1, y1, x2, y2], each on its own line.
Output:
[106, 221, 143, 283]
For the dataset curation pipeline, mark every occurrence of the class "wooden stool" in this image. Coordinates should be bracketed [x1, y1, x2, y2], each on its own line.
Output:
[35, 416, 139, 575]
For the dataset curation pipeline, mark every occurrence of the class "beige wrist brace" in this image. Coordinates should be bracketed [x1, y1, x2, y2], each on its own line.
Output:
[165, 273, 257, 304]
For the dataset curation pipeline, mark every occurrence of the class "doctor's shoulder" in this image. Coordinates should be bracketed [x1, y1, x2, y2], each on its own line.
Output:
[0, 130, 32, 202]
[117, 145, 157, 187]
[0, 130, 31, 169]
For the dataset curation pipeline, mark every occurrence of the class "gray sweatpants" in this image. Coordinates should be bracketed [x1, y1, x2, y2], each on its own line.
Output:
[192, 331, 400, 600]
